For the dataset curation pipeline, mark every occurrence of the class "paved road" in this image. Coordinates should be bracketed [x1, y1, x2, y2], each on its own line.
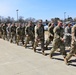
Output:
[0, 39, 76, 75]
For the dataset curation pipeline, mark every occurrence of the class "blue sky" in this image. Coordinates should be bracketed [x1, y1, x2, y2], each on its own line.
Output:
[0, 0, 76, 20]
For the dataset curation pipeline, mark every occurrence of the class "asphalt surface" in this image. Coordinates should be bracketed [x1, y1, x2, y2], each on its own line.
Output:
[0, 35, 76, 75]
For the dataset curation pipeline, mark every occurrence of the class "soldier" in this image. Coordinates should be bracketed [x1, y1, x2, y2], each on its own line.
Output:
[6, 23, 11, 41]
[10, 23, 16, 43]
[64, 23, 72, 47]
[2, 23, 7, 40]
[49, 21, 66, 60]
[23, 21, 34, 48]
[45, 23, 54, 49]
[33, 20, 45, 55]
[16, 23, 25, 45]
[0, 24, 3, 38]
[64, 24, 76, 65]
[48, 22, 51, 27]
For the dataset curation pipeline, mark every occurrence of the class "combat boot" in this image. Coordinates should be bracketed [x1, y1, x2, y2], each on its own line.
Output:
[49, 53, 53, 59]
[45, 46, 48, 50]
[64, 58, 68, 65]
[10, 39, 13, 43]
[42, 50, 46, 56]
[33, 47, 36, 52]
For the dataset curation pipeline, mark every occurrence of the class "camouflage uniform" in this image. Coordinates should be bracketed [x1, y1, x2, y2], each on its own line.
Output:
[16, 24, 25, 45]
[24, 22, 34, 48]
[6, 24, 11, 41]
[65, 24, 76, 64]
[10, 24, 16, 43]
[64, 24, 71, 47]
[0, 24, 3, 38]
[45, 23, 54, 49]
[2, 24, 7, 40]
[33, 23, 45, 55]
[50, 24, 66, 59]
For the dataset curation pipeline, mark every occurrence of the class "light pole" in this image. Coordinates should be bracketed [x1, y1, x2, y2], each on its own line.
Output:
[16, 9, 19, 22]
[64, 12, 66, 23]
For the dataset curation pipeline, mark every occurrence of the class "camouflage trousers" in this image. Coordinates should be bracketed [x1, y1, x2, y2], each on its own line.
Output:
[45, 36, 53, 47]
[6, 33, 11, 41]
[64, 36, 71, 47]
[0, 31, 2, 38]
[16, 35, 24, 45]
[2, 32, 7, 40]
[10, 33, 16, 43]
[34, 39, 44, 51]
[50, 38, 66, 58]
[24, 36, 34, 47]
[66, 41, 76, 60]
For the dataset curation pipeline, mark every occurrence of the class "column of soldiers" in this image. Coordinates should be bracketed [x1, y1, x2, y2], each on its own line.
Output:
[0, 20, 76, 65]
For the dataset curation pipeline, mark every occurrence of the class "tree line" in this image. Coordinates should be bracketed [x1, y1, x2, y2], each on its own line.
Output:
[0, 16, 76, 24]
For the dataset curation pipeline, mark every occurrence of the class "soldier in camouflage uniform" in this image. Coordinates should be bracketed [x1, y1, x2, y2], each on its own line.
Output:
[64, 23, 72, 47]
[45, 23, 54, 49]
[0, 24, 3, 38]
[23, 21, 34, 48]
[2, 23, 7, 40]
[6, 23, 11, 41]
[49, 21, 66, 59]
[33, 20, 45, 55]
[16, 23, 25, 45]
[10, 23, 16, 43]
[64, 24, 76, 64]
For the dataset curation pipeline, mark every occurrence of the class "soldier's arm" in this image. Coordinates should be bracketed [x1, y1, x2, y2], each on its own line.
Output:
[48, 26, 53, 37]
[16, 27, 18, 35]
[35, 26, 39, 39]
[53, 27, 60, 38]
[65, 27, 71, 36]
[25, 26, 28, 35]
[72, 26, 76, 41]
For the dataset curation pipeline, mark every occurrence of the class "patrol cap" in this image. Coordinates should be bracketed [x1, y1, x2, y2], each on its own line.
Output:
[58, 20, 62, 23]
[38, 19, 43, 23]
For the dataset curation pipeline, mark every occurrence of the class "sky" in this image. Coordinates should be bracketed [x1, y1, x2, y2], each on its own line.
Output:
[0, 0, 76, 20]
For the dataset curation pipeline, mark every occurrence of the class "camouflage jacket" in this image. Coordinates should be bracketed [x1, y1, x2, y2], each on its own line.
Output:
[53, 26, 64, 39]
[35, 25, 44, 39]
[25, 26, 34, 37]
[48, 25, 54, 37]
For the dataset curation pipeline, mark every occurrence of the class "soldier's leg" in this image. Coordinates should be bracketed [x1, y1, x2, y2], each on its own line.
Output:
[15, 34, 17, 43]
[16, 35, 20, 45]
[2, 32, 5, 40]
[7, 34, 9, 41]
[64, 43, 76, 65]
[60, 42, 66, 58]
[66, 46, 76, 61]
[45, 38, 51, 49]
[49, 39, 59, 58]
[24, 36, 30, 48]
[21, 36, 24, 45]
[0, 31, 2, 38]
[33, 40, 39, 52]
[31, 37, 35, 48]
[10, 34, 13, 43]
[41, 39, 45, 55]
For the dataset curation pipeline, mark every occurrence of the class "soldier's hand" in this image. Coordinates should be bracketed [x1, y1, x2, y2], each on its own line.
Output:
[61, 38, 64, 42]
[26, 35, 28, 37]
[38, 39, 40, 41]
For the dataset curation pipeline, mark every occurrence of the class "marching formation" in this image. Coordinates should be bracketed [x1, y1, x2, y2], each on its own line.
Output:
[0, 19, 76, 65]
